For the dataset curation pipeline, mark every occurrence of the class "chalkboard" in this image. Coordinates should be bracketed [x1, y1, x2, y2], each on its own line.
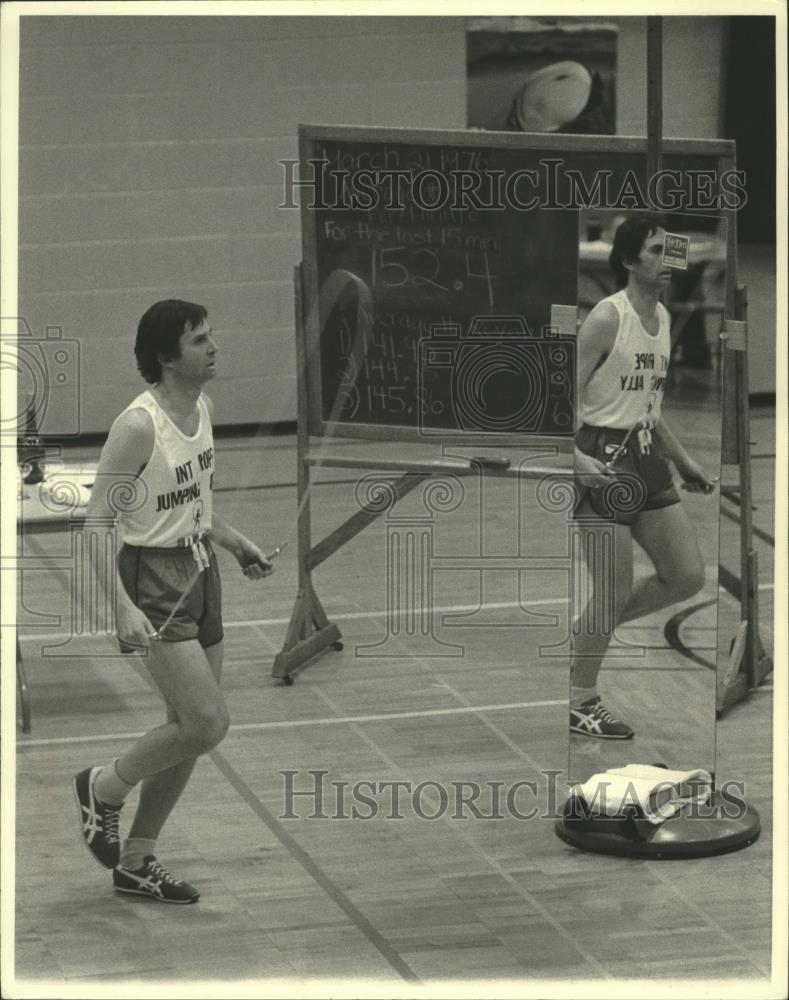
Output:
[298, 126, 736, 443]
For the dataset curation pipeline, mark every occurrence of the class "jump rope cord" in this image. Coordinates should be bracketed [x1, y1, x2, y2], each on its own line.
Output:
[602, 420, 644, 470]
[151, 538, 210, 640]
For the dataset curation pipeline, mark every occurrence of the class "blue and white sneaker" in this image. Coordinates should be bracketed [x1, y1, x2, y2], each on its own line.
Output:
[73, 766, 122, 868]
[113, 856, 199, 904]
[570, 697, 634, 739]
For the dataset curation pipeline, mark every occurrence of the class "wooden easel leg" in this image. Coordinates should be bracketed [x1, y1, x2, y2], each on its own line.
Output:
[271, 585, 343, 684]
[716, 299, 773, 716]
[17, 638, 32, 733]
[270, 262, 343, 685]
[717, 620, 748, 717]
[716, 556, 773, 717]
[283, 590, 308, 647]
[305, 579, 334, 633]
[744, 549, 773, 688]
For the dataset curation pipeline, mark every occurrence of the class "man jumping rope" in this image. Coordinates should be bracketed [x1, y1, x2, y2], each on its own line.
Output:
[570, 215, 717, 739]
[73, 299, 273, 902]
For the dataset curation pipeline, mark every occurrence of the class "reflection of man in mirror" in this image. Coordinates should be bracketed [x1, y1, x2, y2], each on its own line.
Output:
[571, 215, 718, 739]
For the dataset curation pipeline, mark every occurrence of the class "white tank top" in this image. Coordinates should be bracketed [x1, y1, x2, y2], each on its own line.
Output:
[582, 289, 671, 430]
[116, 390, 214, 547]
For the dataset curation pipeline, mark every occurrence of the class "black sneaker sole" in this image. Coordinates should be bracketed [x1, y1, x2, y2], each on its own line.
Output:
[570, 726, 635, 740]
[73, 768, 118, 870]
[114, 885, 199, 904]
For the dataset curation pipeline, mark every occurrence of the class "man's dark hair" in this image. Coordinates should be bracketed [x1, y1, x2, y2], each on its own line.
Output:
[609, 214, 666, 289]
[135, 300, 207, 384]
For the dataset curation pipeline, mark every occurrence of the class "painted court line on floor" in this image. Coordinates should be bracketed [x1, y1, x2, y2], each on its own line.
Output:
[16, 596, 567, 644]
[16, 698, 567, 748]
[311, 683, 610, 977]
[23, 582, 765, 644]
[210, 746, 421, 984]
[19, 581, 770, 645]
[225, 595, 567, 630]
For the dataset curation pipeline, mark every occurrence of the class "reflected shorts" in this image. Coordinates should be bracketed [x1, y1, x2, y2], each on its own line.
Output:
[574, 423, 680, 525]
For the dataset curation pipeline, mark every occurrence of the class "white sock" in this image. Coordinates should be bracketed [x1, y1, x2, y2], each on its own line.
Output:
[120, 838, 157, 871]
[94, 759, 136, 806]
[570, 684, 598, 708]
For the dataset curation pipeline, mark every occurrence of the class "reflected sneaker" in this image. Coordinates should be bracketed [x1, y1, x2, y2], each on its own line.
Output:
[570, 697, 634, 739]
[73, 766, 122, 868]
[113, 856, 200, 904]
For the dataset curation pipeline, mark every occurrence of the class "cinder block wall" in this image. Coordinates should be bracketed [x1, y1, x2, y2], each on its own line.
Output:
[616, 16, 726, 138]
[19, 16, 466, 434]
[21, 15, 742, 435]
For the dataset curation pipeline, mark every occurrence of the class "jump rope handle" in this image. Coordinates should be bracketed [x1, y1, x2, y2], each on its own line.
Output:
[681, 476, 720, 494]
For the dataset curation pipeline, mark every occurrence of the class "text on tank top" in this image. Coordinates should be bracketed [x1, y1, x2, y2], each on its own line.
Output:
[116, 390, 214, 547]
[581, 288, 671, 430]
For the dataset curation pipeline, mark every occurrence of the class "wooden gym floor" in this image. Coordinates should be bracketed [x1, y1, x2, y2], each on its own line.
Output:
[10, 392, 778, 992]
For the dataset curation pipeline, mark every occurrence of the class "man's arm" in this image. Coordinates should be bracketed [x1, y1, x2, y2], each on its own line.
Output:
[652, 418, 691, 468]
[574, 302, 619, 486]
[201, 394, 273, 580]
[84, 408, 158, 646]
[653, 418, 717, 493]
[576, 300, 618, 405]
[208, 513, 273, 579]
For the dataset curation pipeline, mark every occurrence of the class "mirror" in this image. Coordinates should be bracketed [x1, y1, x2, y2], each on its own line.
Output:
[569, 211, 726, 784]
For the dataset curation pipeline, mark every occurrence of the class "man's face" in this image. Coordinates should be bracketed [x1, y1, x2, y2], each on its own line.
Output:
[627, 227, 672, 289]
[169, 319, 217, 383]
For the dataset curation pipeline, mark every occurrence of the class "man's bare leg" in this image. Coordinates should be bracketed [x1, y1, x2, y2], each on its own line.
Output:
[571, 517, 634, 689]
[121, 641, 225, 866]
[618, 504, 705, 624]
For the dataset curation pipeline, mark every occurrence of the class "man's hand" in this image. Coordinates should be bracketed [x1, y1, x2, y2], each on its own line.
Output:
[678, 458, 719, 495]
[235, 539, 274, 580]
[117, 600, 157, 649]
[575, 449, 617, 489]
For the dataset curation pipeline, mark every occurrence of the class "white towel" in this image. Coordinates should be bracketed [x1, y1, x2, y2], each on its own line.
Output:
[576, 764, 713, 825]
